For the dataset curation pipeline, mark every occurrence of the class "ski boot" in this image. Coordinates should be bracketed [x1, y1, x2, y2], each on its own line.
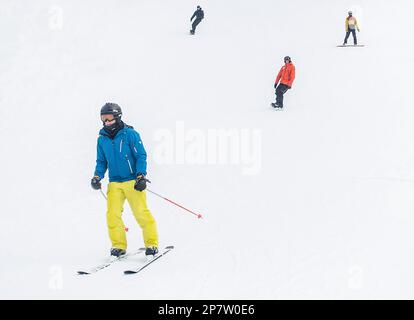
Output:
[145, 246, 159, 260]
[110, 248, 126, 257]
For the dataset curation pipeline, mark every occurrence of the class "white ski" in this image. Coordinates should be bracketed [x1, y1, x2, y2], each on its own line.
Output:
[77, 248, 146, 275]
[124, 246, 174, 275]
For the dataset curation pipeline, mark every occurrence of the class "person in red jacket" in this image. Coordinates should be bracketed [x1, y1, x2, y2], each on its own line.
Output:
[272, 56, 296, 109]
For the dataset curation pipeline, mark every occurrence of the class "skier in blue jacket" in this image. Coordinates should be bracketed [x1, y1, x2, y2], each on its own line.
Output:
[91, 103, 158, 257]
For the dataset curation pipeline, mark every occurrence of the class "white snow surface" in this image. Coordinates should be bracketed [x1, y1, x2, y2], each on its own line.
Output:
[1, 0, 414, 299]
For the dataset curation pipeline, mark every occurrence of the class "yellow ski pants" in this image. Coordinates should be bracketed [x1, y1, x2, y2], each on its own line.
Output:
[106, 180, 158, 250]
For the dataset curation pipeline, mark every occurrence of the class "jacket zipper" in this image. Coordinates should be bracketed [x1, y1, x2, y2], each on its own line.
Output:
[126, 155, 133, 174]
[112, 139, 119, 177]
[120, 139, 123, 153]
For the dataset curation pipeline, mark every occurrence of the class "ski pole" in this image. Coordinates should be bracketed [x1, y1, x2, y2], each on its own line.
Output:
[146, 188, 203, 219]
[100, 186, 203, 219]
[99, 188, 107, 200]
[99, 188, 129, 232]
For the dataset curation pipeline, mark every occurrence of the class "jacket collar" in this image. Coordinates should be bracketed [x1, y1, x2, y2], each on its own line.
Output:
[99, 126, 126, 138]
[99, 123, 134, 138]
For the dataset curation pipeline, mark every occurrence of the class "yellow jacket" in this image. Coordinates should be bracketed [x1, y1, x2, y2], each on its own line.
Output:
[345, 16, 360, 31]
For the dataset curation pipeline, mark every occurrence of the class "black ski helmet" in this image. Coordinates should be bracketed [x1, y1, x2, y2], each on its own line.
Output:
[348, 11, 353, 16]
[284, 56, 291, 62]
[100, 103, 122, 119]
[197, 5, 201, 9]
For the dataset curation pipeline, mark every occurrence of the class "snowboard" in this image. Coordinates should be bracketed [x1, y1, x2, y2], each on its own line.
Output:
[270, 103, 283, 110]
[337, 44, 365, 47]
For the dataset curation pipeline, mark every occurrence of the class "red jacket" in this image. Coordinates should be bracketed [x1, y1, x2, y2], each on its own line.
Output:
[275, 62, 295, 87]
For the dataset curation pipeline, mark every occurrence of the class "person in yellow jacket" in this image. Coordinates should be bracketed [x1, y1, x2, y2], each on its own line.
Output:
[90, 103, 159, 258]
[343, 11, 360, 45]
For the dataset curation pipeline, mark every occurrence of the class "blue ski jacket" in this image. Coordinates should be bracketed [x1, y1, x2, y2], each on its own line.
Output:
[94, 126, 147, 182]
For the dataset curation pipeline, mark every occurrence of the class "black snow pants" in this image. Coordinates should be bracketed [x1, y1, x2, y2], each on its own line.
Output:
[275, 84, 290, 107]
[191, 18, 202, 33]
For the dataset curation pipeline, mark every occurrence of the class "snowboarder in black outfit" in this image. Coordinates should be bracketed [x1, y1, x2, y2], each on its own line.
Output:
[190, 6, 204, 34]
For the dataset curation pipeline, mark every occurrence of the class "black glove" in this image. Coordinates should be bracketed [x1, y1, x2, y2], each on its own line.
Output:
[134, 174, 150, 191]
[91, 176, 101, 190]
[274, 83, 278, 89]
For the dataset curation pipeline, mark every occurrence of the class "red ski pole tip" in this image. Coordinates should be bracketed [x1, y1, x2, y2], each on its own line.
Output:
[197, 214, 203, 219]
[125, 227, 129, 232]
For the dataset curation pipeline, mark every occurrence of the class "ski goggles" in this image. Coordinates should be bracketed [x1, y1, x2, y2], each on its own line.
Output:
[101, 115, 116, 123]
